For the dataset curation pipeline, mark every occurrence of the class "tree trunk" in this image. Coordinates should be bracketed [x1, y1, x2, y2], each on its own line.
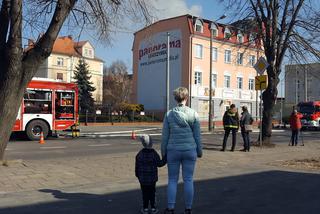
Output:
[0, 76, 27, 161]
[261, 66, 279, 145]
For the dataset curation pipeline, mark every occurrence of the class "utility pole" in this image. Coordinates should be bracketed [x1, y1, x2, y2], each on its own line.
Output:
[208, 24, 213, 132]
[295, 68, 298, 104]
[304, 66, 308, 102]
[166, 32, 170, 112]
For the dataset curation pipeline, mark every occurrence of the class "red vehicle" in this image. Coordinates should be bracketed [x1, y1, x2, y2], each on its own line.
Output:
[12, 78, 79, 140]
[297, 101, 320, 130]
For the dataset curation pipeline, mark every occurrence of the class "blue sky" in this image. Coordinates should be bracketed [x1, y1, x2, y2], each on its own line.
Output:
[88, 0, 230, 70]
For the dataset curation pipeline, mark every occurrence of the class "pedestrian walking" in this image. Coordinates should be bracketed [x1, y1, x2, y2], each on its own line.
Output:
[221, 104, 240, 151]
[135, 134, 167, 214]
[240, 106, 254, 152]
[161, 87, 202, 214]
[289, 109, 303, 146]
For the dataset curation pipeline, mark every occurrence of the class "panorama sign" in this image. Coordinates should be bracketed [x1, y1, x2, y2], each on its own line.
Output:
[137, 30, 182, 110]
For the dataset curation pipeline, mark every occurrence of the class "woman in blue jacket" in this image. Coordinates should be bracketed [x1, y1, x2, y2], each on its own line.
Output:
[161, 87, 202, 214]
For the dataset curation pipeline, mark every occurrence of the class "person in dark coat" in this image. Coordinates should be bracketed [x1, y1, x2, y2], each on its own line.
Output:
[240, 106, 254, 152]
[221, 104, 240, 151]
[135, 134, 166, 214]
[289, 109, 303, 146]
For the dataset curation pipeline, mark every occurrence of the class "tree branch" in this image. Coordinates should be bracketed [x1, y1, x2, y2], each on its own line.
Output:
[275, 0, 290, 66]
[277, 0, 304, 67]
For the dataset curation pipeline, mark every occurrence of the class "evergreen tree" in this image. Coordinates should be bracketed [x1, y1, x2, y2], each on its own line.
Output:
[74, 59, 96, 114]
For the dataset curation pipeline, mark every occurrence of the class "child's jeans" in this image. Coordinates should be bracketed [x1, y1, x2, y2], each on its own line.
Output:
[140, 183, 156, 209]
[167, 149, 197, 209]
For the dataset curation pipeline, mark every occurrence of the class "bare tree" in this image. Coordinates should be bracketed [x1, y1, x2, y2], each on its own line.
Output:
[0, 0, 151, 161]
[103, 60, 131, 111]
[222, 0, 320, 144]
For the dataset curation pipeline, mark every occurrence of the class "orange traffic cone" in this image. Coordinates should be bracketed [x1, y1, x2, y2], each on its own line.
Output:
[39, 131, 45, 144]
[131, 130, 136, 140]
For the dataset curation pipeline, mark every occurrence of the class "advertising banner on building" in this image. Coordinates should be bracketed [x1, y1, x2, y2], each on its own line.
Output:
[137, 29, 182, 110]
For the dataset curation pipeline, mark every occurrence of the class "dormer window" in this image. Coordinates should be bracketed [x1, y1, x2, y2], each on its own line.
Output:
[195, 19, 203, 33]
[210, 23, 218, 37]
[224, 27, 231, 40]
[237, 32, 244, 43]
[83, 48, 94, 58]
[249, 33, 256, 45]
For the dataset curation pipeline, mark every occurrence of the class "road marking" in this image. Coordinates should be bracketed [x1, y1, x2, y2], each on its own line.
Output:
[40, 146, 66, 149]
[5, 148, 13, 151]
[88, 144, 111, 147]
[82, 127, 161, 135]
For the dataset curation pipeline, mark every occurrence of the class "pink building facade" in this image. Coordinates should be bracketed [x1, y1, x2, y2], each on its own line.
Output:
[132, 15, 263, 120]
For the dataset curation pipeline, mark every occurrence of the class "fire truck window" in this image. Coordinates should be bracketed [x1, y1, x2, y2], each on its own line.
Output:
[55, 92, 75, 119]
[24, 90, 52, 114]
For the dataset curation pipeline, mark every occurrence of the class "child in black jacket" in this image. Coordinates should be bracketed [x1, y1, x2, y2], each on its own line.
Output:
[135, 134, 166, 214]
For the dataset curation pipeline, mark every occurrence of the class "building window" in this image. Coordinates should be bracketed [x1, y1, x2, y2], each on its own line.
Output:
[57, 57, 64, 66]
[249, 55, 256, 66]
[249, 34, 256, 45]
[249, 78, 254, 90]
[57, 73, 63, 80]
[195, 71, 202, 85]
[237, 77, 243, 89]
[224, 27, 231, 39]
[212, 47, 218, 61]
[212, 74, 217, 88]
[237, 33, 244, 43]
[88, 49, 92, 57]
[195, 19, 203, 33]
[195, 44, 203, 59]
[224, 75, 231, 88]
[211, 24, 218, 37]
[224, 50, 231, 63]
[237, 52, 244, 65]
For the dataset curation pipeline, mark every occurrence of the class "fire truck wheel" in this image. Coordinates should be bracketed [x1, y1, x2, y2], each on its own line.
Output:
[26, 120, 49, 141]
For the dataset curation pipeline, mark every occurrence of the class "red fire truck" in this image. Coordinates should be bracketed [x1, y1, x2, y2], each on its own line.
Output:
[297, 101, 320, 130]
[12, 78, 79, 140]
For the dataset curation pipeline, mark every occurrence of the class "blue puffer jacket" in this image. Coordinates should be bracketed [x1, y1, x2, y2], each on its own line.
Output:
[161, 104, 202, 157]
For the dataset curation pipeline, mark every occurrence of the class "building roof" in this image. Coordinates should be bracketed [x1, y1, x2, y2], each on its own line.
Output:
[27, 35, 104, 62]
[134, 14, 262, 49]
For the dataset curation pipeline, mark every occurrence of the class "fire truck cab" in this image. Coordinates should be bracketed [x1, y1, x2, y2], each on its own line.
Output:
[297, 101, 320, 130]
[12, 78, 79, 140]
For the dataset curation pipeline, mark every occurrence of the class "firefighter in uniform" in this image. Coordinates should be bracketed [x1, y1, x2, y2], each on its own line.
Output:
[221, 104, 240, 151]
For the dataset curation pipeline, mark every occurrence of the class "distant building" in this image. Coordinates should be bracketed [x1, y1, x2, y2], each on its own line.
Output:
[30, 36, 104, 104]
[132, 14, 263, 120]
[285, 63, 320, 105]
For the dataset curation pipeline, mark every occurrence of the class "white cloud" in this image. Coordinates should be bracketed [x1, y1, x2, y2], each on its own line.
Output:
[149, 0, 202, 20]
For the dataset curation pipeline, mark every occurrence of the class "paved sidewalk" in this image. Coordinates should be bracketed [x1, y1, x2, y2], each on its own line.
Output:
[0, 140, 319, 213]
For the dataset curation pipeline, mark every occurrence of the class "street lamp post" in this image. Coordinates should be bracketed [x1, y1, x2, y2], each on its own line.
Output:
[208, 15, 226, 132]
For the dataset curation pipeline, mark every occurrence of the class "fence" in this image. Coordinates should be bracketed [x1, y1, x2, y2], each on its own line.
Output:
[79, 111, 160, 124]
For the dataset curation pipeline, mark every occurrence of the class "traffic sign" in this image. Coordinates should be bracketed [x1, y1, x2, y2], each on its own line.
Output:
[254, 57, 269, 75]
[255, 75, 267, 90]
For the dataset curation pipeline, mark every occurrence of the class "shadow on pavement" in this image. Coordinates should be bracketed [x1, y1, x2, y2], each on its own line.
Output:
[1, 170, 319, 214]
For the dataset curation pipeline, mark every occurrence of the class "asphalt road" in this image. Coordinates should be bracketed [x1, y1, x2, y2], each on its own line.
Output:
[6, 129, 320, 161]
